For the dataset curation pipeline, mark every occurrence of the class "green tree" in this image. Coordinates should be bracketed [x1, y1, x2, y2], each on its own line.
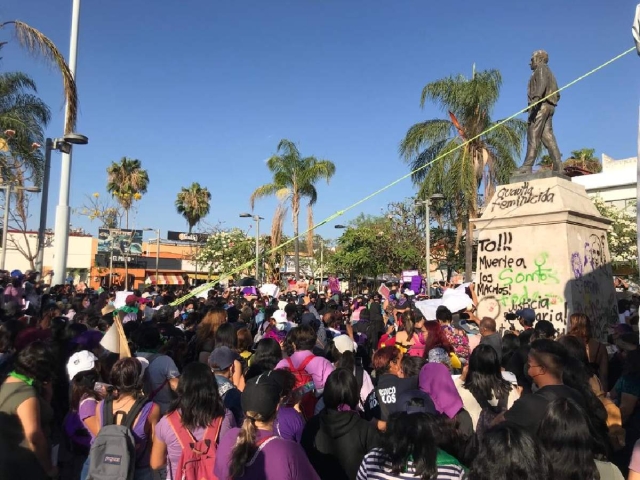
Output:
[0, 20, 77, 133]
[175, 182, 211, 233]
[565, 148, 602, 173]
[0, 72, 50, 183]
[250, 139, 336, 279]
[197, 228, 254, 279]
[592, 196, 637, 265]
[106, 157, 149, 228]
[400, 69, 526, 280]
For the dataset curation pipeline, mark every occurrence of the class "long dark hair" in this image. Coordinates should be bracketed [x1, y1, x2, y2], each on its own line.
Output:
[381, 412, 438, 480]
[71, 369, 101, 410]
[468, 423, 551, 480]
[244, 338, 282, 380]
[169, 362, 224, 430]
[560, 356, 610, 458]
[215, 323, 238, 350]
[463, 344, 511, 401]
[324, 368, 359, 410]
[13, 341, 55, 385]
[537, 398, 600, 480]
[109, 357, 143, 398]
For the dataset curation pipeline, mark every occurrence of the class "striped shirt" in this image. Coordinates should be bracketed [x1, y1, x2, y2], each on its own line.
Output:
[357, 448, 466, 480]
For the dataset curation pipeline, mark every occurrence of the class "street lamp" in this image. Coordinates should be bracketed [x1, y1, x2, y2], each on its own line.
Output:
[51, 0, 86, 286]
[240, 213, 264, 283]
[1, 185, 41, 270]
[143, 228, 160, 284]
[416, 193, 444, 298]
[334, 225, 347, 230]
[36, 133, 88, 275]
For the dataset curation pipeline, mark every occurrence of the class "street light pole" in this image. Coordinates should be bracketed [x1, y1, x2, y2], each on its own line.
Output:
[240, 213, 264, 283]
[35, 139, 52, 274]
[156, 229, 160, 282]
[416, 194, 444, 297]
[52, 0, 83, 286]
[320, 239, 324, 285]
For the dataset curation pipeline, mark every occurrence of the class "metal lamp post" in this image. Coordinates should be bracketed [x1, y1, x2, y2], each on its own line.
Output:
[1, 185, 41, 270]
[416, 194, 444, 297]
[143, 228, 160, 284]
[52, 0, 85, 286]
[36, 133, 88, 275]
[240, 213, 264, 283]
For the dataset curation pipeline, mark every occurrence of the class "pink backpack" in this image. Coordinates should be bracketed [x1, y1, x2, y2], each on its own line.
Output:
[166, 411, 223, 480]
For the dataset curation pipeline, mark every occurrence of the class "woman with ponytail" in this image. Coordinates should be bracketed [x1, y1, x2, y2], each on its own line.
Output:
[214, 370, 319, 480]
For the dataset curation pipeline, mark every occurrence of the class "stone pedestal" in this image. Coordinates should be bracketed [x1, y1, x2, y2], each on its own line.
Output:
[473, 176, 618, 340]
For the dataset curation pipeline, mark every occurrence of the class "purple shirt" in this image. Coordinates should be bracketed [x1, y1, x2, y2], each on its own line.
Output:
[273, 407, 304, 443]
[214, 428, 320, 480]
[92, 399, 155, 468]
[275, 351, 334, 392]
[155, 409, 236, 480]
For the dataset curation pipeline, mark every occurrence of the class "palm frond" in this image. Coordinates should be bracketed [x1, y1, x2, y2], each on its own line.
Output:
[399, 119, 453, 161]
[250, 183, 280, 210]
[8, 21, 78, 132]
[306, 204, 314, 255]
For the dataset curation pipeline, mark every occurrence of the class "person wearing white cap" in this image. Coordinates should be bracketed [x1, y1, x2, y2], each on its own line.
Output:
[66, 351, 103, 475]
[330, 335, 374, 411]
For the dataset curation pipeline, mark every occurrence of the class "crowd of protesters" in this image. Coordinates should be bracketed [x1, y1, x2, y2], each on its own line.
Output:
[0, 268, 639, 480]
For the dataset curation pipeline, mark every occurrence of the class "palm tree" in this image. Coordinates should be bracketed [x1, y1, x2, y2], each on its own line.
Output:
[106, 157, 149, 228]
[175, 182, 211, 233]
[400, 69, 526, 280]
[0, 20, 78, 132]
[0, 72, 50, 183]
[250, 139, 336, 279]
[565, 148, 602, 173]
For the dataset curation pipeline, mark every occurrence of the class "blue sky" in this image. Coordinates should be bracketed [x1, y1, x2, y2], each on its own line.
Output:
[2, 0, 638, 243]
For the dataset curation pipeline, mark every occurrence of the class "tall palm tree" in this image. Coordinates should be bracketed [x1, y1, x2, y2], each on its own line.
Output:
[0, 20, 78, 132]
[250, 139, 336, 279]
[175, 182, 211, 233]
[0, 72, 50, 184]
[400, 69, 526, 280]
[106, 157, 149, 228]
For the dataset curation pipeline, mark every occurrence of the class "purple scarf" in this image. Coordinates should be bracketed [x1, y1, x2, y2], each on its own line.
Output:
[418, 363, 463, 419]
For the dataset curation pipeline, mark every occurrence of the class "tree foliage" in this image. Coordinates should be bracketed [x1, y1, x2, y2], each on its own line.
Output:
[400, 69, 526, 279]
[0, 21, 77, 132]
[592, 197, 637, 264]
[106, 157, 149, 228]
[197, 228, 254, 279]
[250, 139, 335, 279]
[175, 182, 211, 233]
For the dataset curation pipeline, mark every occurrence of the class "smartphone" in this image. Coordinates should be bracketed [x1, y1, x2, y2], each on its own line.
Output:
[94, 382, 113, 397]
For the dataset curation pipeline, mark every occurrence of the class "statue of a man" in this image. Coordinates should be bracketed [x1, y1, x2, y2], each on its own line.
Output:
[516, 50, 563, 174]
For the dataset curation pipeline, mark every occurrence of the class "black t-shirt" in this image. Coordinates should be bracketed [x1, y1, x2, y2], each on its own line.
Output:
[364, 374, 418, 421]
[504, 384, 585, 434]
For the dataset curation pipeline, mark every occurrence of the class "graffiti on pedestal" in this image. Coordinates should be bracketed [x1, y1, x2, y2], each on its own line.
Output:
[489, 182, 556, 213]
[570, 233, 617, 340]
[477, 230, 565, 324]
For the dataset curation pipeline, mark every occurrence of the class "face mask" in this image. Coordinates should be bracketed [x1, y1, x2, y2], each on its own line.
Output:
[186, 309, 194, 314]
[275, 322, 287, 332]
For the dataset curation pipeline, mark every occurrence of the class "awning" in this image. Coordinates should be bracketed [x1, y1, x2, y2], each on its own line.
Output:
[145, 274, 185, 285]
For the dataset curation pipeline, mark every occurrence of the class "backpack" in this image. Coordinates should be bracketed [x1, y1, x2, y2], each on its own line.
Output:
[471, 389, 508, 439]
[86, 395, 149, 480]
[166, 411, 223, 480]
[285, 355, 318, 420]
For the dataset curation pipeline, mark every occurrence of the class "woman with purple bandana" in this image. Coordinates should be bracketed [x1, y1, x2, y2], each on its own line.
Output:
[419, 363, 473, 437]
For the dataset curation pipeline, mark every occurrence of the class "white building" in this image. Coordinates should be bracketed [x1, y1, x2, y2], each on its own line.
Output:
[571, 154, 637, 210]
[3, 230, 95, 280]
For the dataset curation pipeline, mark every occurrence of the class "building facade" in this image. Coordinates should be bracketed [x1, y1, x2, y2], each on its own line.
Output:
[572, 154, 637, 210]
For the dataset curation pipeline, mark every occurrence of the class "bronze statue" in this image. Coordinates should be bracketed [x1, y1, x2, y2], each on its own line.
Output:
[516, 50, 563, 174]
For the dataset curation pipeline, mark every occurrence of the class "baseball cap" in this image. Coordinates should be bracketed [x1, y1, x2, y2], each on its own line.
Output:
[241, 371, 284, 419]
[208, 346, 236, 371]
[515, 308, 536, 325]
[67, 351, 98, 381]
[125, 294, 141, 306]
[334, 335, 356, 354]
